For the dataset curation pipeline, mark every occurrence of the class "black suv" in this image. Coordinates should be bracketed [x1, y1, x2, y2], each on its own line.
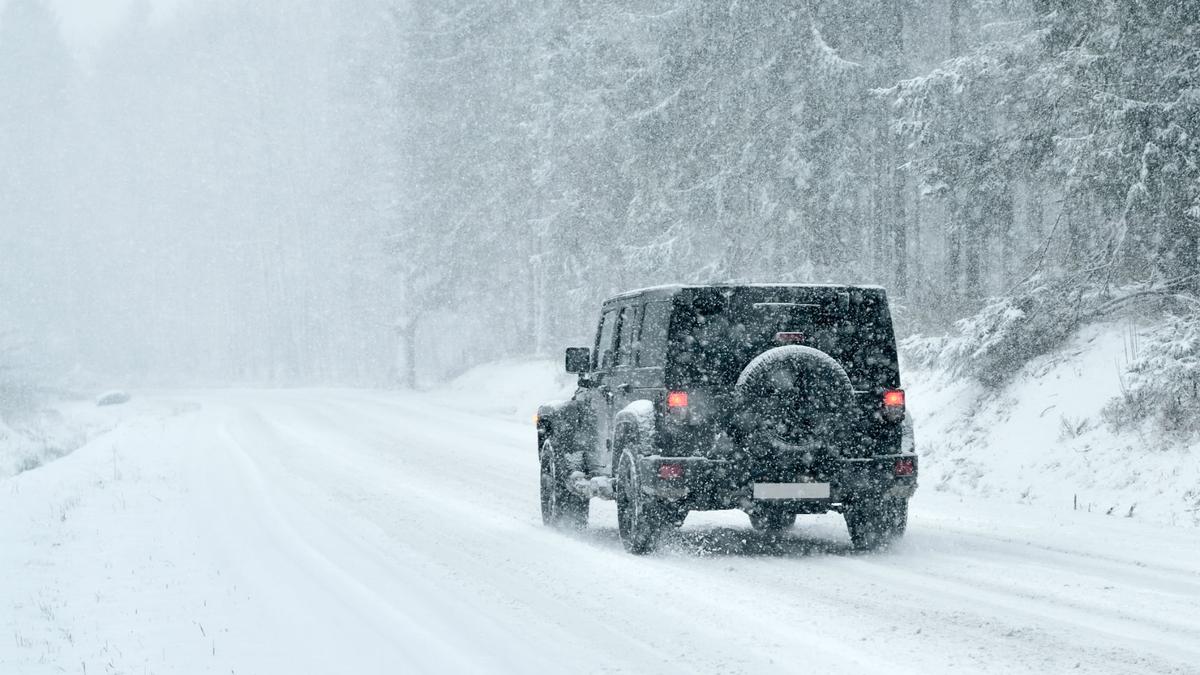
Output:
[536, 284, 917, 554]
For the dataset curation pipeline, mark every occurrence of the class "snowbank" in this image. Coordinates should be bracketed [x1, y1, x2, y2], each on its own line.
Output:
[0, 398, 147, 478]
[432, 358, 576, 422]
[905, 320, 1200, 527]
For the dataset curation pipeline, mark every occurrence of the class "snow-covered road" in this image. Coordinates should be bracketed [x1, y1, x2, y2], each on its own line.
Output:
[3, 389, 1199, 674]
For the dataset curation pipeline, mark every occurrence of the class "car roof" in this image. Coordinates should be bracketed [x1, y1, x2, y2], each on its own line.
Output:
[602, 283, 886, 306]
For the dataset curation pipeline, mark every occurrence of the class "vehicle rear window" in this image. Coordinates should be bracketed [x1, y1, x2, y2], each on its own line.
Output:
[666, 288, 898, 389]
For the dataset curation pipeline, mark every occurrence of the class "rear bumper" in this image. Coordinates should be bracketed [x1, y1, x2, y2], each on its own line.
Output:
[634, 454, 918, 510]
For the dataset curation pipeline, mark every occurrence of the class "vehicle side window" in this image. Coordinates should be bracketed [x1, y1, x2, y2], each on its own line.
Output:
[615, 305, 637, 366]
[595, 309, 618, 370]
[637, 301, 671, 367]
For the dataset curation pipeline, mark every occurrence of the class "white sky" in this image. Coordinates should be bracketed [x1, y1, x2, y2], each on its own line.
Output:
[50, 0, 139, 45]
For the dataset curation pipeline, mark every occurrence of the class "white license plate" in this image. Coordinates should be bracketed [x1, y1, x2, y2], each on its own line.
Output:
[753, 482, 831, 499]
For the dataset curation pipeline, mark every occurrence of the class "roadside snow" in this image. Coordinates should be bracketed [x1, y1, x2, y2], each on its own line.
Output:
[0, 397, 149, 478]
[432, 358, 576, 422]
[905, 320, 1200, 527]
[96, 390, 132, 406]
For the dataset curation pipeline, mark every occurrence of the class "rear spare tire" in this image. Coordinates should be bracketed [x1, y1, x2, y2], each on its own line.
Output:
[734, 345, 854, 456]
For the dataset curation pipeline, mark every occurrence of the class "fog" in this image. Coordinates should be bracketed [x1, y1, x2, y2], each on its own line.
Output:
[43, 0, 181, 52]
[2, 0, 1197, 390]
[3, 1, 398, 387]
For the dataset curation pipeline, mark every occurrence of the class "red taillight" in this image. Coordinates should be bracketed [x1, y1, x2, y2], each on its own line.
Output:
[666, 391, 689, 409]
[658, 463, 684, 480]
[894, 458, 915, 476]
[883, 389, 905, 408]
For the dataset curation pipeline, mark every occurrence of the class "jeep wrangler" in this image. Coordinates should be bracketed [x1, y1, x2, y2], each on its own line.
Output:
[536, 284, 917, 554]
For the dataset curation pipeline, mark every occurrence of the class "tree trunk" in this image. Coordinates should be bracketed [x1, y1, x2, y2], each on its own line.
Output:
[1065, 198, 1081, 272]
[1163, 170, 1199, 292]
[997, 189, 1015, 290]
[964, 203, 983, 302]
[947, 191, 962, 306]
[395, 318, 418, 389]
[1028, 181, 1044, 243]
[909, 180, 921, 292]
[949, 0, 964, 53]
[872, 132, 887, 275]
[893, 155, 908, 297]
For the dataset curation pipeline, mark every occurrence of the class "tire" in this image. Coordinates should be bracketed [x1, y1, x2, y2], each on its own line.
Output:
[666, 506, 689, 529]
[844, 498, 908, 551]
[734, 345, 854, 456]
[615, 451, 668, 554]
[748, 506, 797, 533]
[539, 439, 589, 530]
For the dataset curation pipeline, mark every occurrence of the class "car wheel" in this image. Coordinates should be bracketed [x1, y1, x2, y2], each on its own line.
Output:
[540, 439, 588, 530]
[845, 498, 907, 551]
[616, 451, 667, 554]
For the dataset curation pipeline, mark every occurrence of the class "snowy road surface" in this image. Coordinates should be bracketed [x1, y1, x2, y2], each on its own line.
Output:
[3, 389, 1199, 674]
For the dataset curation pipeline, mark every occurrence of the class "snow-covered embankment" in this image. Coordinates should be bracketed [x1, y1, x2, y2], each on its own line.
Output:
[906, 320, 1199, 527]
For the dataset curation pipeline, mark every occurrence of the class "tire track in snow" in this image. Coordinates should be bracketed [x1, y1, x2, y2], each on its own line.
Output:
[168, 390, 1200, 674]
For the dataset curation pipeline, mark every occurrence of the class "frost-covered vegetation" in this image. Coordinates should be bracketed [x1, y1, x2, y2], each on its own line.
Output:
[906, 319, 1200, 527]
[1104, 311, 1200, 435]
[902, 278, 1085, 387]
[902, 276, 1200, 390]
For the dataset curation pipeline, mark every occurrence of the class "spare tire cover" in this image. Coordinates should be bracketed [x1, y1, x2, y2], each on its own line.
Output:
[734, 345, 854, 455]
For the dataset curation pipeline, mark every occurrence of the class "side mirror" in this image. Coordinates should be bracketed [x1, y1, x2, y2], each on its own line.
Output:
[565, 347, 591, 374]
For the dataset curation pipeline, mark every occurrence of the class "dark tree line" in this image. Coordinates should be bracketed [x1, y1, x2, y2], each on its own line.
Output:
[379, 0, 1200, 372]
